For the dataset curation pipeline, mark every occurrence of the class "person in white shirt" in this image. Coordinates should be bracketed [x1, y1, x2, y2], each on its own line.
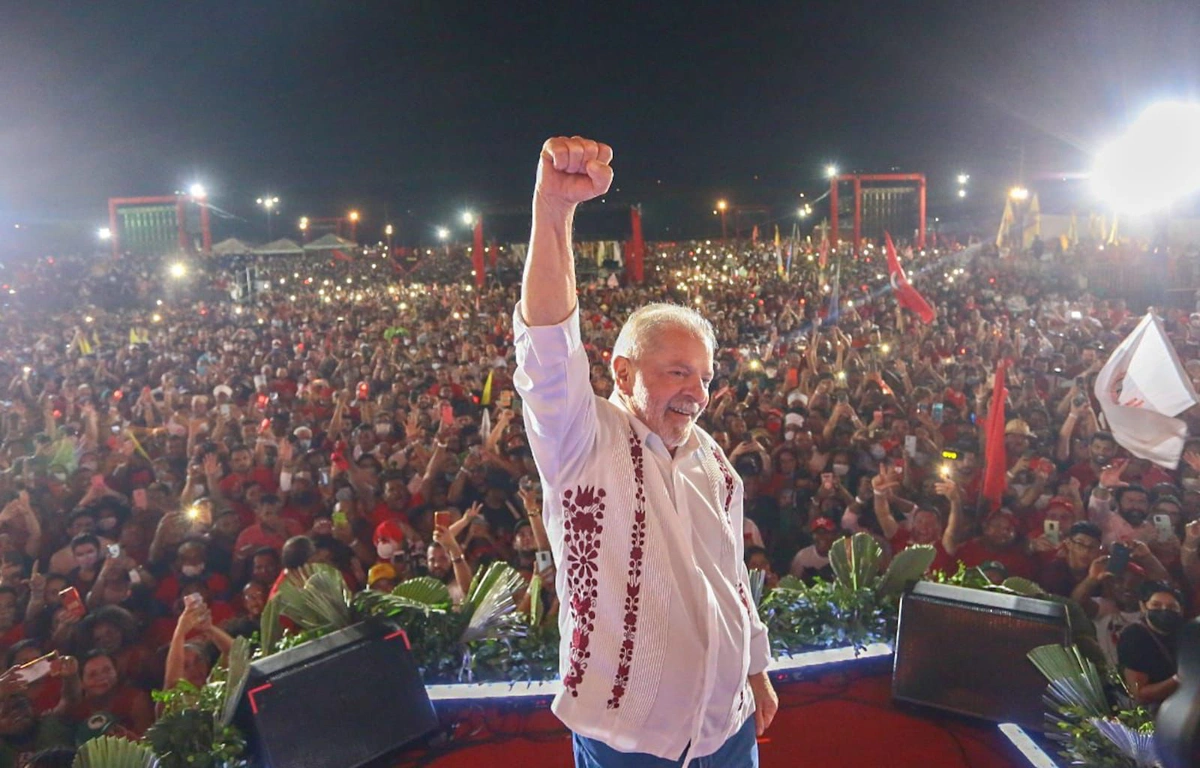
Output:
[515, 136, 776, 768]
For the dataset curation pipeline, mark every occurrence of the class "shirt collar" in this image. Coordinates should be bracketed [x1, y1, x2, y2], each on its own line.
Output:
[608, 391, 703, 459]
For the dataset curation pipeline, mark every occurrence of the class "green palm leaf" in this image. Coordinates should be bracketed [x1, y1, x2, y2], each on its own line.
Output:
[259, 593, 283, 655]
[529, 572, 543, 627]
[354, 580, 452, 619]
[218, 636, 252, 728]
[1028, 643, 1111, 717]
[775, 575, 806, 592]
[276, 564, 353, 632]
[462, 562, 524, 643]
[747, 568, 767, 607]
[828, 533, 882, 591]
[1000, 576, 1045, 597]
[876, 544, 936, 598]
[74, 735, 160, 768]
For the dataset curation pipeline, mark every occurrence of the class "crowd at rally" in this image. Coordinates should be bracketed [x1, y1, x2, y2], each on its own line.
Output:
[0, 226, 1196, 763]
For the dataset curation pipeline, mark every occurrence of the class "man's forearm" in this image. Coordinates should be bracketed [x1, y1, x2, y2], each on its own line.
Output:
[521, 198, 577, 327]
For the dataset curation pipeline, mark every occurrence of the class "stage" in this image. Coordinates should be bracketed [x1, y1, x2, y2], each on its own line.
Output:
[396, 652, 1037, 768]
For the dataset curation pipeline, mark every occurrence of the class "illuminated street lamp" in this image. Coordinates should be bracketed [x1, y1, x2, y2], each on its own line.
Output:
[956, 173, 970, 185]
[958, 188, 967, 199]
[1009, 187, 1030, 201]
[169, 262, 187, 279]
[97, 227, 112, 241]
[347, 210, 361, 242]
[715, 199, 728, 240]
[256, 196, 280, 239]
[436, 226, 450, 241]
[384, 223, 394, 253]
[825, 164, 839, 179]
[188, 184, 207, 200]
[461, 211, 475, 226]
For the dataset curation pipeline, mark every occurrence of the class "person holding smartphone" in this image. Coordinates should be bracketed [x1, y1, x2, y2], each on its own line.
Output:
[515, 137, 773, 768]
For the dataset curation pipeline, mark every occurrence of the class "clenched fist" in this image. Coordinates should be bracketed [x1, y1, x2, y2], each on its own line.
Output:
[536, 136, 614, 207]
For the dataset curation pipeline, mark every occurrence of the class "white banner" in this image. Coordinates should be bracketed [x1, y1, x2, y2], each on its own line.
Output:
[1094, 313, 1200, 468]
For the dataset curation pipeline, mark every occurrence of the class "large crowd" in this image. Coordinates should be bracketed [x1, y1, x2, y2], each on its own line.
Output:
[0, 228, 1196, 764]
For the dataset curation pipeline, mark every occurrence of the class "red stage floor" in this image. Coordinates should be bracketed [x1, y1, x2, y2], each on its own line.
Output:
[396, 665, 1028, 767]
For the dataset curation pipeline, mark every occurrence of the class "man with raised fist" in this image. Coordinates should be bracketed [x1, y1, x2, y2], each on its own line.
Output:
[514, 136, 775, 767]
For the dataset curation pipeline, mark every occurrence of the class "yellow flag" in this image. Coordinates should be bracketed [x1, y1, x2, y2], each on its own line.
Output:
[481, 369, 494, 406]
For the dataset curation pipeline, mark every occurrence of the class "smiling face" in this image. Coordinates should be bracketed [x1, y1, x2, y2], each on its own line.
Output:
[82, 655, 119, 699]
[613, 326, 713, 451]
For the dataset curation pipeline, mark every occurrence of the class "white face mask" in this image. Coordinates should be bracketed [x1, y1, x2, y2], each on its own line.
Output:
[869, 445, 887, 461]
[832, 463, 850, 477]
[181, 564, 204, 578]
[376, 542, 397, 560]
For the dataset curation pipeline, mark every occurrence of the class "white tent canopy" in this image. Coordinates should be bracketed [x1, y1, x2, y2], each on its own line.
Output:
[303, 233, 358, 251]
[253, 238, 304, 255]
[211, 237, 255, 255]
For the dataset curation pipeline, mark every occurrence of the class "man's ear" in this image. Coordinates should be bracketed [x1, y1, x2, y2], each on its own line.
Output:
[612, 356, 635, 396]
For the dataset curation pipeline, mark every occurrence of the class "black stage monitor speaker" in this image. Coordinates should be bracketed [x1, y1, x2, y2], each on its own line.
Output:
[235, 619, 438, 768]
[1156, 617, 1200, 768]
[892, 581, 1070, 731]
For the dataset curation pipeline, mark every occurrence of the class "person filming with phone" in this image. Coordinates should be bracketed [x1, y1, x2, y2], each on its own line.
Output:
[514, 136, 774, 768]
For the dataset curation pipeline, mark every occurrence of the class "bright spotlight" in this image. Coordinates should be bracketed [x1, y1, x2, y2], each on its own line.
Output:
[716, 199, 728, 212]
[956, 173, 970, 185]
[461, 211, 475, 226]
[298, 216, 309, 231]
[957, 188, 967, 198]
[436, 227, 450, 241]
[188, 184, 207, 200]
[1009, 187, 1030, 201]
[348, 211, 360, 222]
[169, 262, 187, 279]
[825, 165, 839, 179]
[97, 227, 112, 241]
[1092, 101, 1200, 215]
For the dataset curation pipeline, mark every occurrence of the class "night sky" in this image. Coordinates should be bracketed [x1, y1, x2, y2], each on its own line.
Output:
[2, 1, 1199, 246]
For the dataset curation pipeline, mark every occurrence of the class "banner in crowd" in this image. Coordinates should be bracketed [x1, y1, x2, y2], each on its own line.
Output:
[1094, 312, 1200, 468]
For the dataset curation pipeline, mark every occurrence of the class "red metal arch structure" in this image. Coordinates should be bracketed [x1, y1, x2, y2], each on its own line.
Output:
[830, 173, 926, 254]
[107, 194, 211, 259]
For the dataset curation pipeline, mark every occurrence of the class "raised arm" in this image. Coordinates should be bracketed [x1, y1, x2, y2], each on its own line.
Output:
[520, 136, 614, 327]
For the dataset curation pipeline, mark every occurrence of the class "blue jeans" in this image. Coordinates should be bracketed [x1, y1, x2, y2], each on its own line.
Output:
[573, 717, 758, 768]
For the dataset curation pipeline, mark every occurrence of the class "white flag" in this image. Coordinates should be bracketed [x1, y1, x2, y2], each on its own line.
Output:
[1093, 313, 1200, 468]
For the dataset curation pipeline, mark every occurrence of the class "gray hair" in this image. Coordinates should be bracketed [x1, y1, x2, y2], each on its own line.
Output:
[611, 303, 717, 362]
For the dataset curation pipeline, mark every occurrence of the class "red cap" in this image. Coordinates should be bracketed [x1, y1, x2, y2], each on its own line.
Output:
[373, 520, 406, 546]
[811, 517, 838, 533]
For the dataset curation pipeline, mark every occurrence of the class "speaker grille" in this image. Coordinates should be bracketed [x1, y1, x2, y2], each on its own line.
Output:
[893, 585, 1068, 730]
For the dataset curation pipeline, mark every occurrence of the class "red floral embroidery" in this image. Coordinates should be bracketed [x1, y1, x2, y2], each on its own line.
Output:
[561, 484, 606, 696]
[608, 433, 648, 709]
[712, 446, 735, 526]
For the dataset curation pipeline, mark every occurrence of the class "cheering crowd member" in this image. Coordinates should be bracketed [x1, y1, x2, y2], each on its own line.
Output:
[516, 136, 773, 768]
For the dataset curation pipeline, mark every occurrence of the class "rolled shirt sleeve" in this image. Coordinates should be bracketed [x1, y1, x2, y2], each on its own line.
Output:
[512, 302, 598, 486]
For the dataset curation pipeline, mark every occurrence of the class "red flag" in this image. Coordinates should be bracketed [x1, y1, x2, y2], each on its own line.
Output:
[331, 249, 352, 262]
[818, 231, 829, 270]
[627, 206, 646, 284]
[885, 232, 935, 324]
[472, 218, 485, 289]
[982, 361, 1009, 512]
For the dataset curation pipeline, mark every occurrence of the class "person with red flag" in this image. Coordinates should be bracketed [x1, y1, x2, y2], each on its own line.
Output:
[885, 232, 935, 324]
[981, 361, 1009, 512]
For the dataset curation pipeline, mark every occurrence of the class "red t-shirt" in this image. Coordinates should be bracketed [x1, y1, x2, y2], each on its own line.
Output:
[219, 466, 279, 498]
[954, 538, 1036, 580]
[234, 520, 303, 557]
[889, 529, 957, 575]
